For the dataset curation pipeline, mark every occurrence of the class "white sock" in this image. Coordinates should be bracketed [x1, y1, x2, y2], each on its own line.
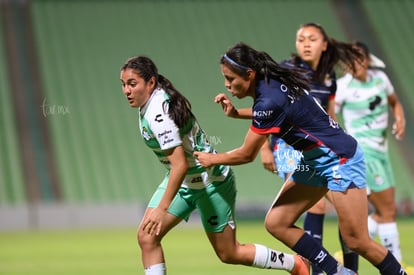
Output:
[144, 263, 166, 275]
[252, 244, 295, 271]
[378, 222, 402, 261]
[367, 215, 378, 239]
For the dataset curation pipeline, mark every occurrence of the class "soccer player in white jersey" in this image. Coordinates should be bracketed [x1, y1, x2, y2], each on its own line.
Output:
[119, 55, 309, 275]
[336, 41, 413, 274]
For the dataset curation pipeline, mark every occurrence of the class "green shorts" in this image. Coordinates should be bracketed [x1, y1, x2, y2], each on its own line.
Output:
[148, 171, 237, 233]
[363, 148, 395, 194]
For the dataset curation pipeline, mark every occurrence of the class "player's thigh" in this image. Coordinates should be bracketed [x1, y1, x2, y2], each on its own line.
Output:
[197, 178, 237, 233]
[266, 180, 326, 227]
[331, 188, 369, 239]
[368, 187, 397, 220]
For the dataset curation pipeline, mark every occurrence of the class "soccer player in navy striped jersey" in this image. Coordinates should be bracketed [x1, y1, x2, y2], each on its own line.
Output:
[260, 22, 361, 274]
[194, 42, 407, 275]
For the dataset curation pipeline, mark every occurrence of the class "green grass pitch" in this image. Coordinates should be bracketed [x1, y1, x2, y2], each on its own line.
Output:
[0, 218, 413, 274]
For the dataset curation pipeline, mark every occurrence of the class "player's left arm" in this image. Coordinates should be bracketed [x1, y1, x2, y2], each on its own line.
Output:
[388, 92, 406, 140]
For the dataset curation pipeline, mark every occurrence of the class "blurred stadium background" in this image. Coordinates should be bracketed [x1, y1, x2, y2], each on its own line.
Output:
[1, 0, 413, 231]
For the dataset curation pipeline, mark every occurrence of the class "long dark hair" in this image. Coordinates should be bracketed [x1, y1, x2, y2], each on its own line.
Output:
[121, 56, 193, 128]
[353, 41, 370, 59]
[221, 42, 310, 99]
[293, 22, 363, 83]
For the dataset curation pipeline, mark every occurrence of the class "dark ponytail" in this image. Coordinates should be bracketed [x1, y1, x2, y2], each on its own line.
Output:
[158, 74, 193, 128]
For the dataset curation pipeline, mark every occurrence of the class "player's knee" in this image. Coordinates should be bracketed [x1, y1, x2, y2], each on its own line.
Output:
[137, 229, 147, 248]
[216, 250, 238, 264]
[137, 229, 159, 250]
[377, 204, 398, 221]
[264, 218, 284, 238]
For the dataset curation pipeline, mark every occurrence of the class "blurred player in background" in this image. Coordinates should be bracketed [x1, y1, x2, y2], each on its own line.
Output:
[119, 55, 309, 275]
[336, 41, 413, 274]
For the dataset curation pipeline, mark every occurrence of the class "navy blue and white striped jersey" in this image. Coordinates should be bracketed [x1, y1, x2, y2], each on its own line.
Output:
[251, 79, 357, 159]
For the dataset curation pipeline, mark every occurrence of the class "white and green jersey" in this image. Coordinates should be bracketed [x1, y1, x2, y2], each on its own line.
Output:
[138, 87, 230, 189]
[335, 69, 394, 154]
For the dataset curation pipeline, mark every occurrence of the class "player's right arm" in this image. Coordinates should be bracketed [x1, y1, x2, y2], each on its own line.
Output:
[215, 93, 252, 119]
[388, 92, 405, 140]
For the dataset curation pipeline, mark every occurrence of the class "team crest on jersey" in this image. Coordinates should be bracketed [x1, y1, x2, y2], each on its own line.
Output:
[141, 126, 152, 141]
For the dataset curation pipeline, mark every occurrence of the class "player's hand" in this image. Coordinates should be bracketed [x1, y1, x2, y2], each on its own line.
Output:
[194, 151, 214, 168]
[392, 117, 405, 140]
[214, 93, 238, 118]
[261, 145, 277, 173]
[142, 207, 165, 236]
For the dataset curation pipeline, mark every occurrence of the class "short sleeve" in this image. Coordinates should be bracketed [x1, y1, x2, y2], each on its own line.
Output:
[379, 70, 394, 96]
[335, 73, 352, 114]
[148, 105, 182, 151]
